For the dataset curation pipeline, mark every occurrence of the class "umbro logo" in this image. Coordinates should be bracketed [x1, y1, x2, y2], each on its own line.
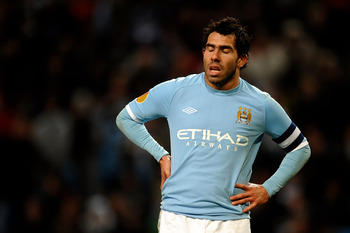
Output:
[182, 107, 198, 114]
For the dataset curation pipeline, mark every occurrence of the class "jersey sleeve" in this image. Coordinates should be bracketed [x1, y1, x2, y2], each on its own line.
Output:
[264, 95, 291, 138]
[116, 108, 169, 161]
[126, 79, 176, 123]
[263, 95, 311, 196]
[264, 95, 308, 153]
[262, 143, 311, 197]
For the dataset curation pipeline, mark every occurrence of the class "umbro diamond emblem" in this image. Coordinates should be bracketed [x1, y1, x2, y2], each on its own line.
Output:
[182, 107, 198, 114]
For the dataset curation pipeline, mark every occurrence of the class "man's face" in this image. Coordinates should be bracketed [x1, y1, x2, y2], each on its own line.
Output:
[203, 32, 245, 90]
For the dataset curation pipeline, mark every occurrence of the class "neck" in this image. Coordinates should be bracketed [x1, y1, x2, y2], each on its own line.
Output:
[204, 72, 240, 91]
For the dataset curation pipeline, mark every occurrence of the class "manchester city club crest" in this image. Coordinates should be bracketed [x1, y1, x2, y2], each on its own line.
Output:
[236, 107, 252, 126]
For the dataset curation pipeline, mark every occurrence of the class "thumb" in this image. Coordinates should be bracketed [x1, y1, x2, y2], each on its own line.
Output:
[160, 155, 171, 190]
[160, 170, 170, 190]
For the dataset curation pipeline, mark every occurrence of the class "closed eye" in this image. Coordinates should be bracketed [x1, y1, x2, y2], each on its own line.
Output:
[221, 46, 233, 54]
[205, 44, 234, 54]
[206, 44, 215, 52]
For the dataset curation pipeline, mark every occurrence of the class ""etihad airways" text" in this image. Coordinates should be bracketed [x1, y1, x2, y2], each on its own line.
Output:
[177, 129, 249, 146]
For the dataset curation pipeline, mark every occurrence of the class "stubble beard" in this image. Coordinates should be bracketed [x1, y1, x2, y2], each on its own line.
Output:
[206, 67, 237, 89]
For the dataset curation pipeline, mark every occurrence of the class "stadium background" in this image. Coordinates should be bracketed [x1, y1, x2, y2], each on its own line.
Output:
[0, 0, 349, 232]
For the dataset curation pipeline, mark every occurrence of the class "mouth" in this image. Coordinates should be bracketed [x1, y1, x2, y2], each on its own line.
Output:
[208, 64, 222, 76]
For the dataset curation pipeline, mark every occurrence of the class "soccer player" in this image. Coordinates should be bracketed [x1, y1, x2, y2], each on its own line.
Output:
[116, 17, 311, 233]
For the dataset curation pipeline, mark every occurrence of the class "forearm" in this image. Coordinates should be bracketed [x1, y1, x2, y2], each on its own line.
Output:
[116, 108, 169, 162]
[262, 143, 311, 197]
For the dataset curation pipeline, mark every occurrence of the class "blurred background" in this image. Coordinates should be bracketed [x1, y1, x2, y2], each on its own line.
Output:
[0, 0, 349, 232]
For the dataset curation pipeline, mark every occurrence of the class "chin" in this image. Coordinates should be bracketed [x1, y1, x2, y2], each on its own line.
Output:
[208, 75, 223, 82]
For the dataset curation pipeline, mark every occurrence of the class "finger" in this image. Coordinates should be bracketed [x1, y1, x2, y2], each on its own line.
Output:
[229, 192, 249, 201]
[165, 170, 171, 179]
[160, 180, 165, 190]
[231, 197, 251, 206]
[160, 176, 164, 190]
[242, 202, 257, 213]
[235, 183, 249, 190]
[160, 171, 171, 190]
[160, 173, 166, 190]
[160, 175, 168, 190]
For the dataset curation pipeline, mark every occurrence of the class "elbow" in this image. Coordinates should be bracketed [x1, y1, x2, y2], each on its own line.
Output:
[305, 144, 311, 160]
[116, 111, 123, 130]
[300, 144, 311, 165]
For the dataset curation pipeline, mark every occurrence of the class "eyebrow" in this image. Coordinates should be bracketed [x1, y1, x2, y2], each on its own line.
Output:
[205, 43, 234, 50]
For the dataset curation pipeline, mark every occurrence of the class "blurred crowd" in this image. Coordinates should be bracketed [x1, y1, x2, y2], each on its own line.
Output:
[0, 0, 350, 232]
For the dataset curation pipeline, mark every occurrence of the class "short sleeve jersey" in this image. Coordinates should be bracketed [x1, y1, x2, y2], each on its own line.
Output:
[126, 73, 303, 220]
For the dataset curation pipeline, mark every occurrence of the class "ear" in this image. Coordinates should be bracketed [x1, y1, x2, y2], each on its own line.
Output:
[237, 55, 248, 68]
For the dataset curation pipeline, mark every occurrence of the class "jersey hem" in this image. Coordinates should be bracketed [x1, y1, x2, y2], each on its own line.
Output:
[160, 207, 251, 221]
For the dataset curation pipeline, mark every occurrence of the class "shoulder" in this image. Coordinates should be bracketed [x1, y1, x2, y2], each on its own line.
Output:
[239, 78, 287, 119]
[240, 79, 292, 137]
[150, 73, 203, 98]
[158, 73, 203, 89]
[239, 78, 272, 104]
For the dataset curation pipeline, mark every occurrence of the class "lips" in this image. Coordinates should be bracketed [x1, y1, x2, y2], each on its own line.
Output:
[209, 64, 222, 76]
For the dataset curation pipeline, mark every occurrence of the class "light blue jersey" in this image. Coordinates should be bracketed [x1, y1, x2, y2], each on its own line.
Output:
[123, 72, 309, 220]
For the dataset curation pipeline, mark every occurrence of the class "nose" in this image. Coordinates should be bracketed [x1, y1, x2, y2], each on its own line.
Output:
[211, 49, 220, 62]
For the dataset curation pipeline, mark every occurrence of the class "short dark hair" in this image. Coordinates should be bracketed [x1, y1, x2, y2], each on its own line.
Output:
[202, 17, 251, 68]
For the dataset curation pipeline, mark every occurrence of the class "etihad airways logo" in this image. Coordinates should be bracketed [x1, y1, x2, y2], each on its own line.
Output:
[177, 129, 249, 151]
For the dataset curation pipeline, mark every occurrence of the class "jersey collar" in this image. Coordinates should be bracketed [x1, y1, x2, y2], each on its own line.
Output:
[201, 72, 242, 96]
